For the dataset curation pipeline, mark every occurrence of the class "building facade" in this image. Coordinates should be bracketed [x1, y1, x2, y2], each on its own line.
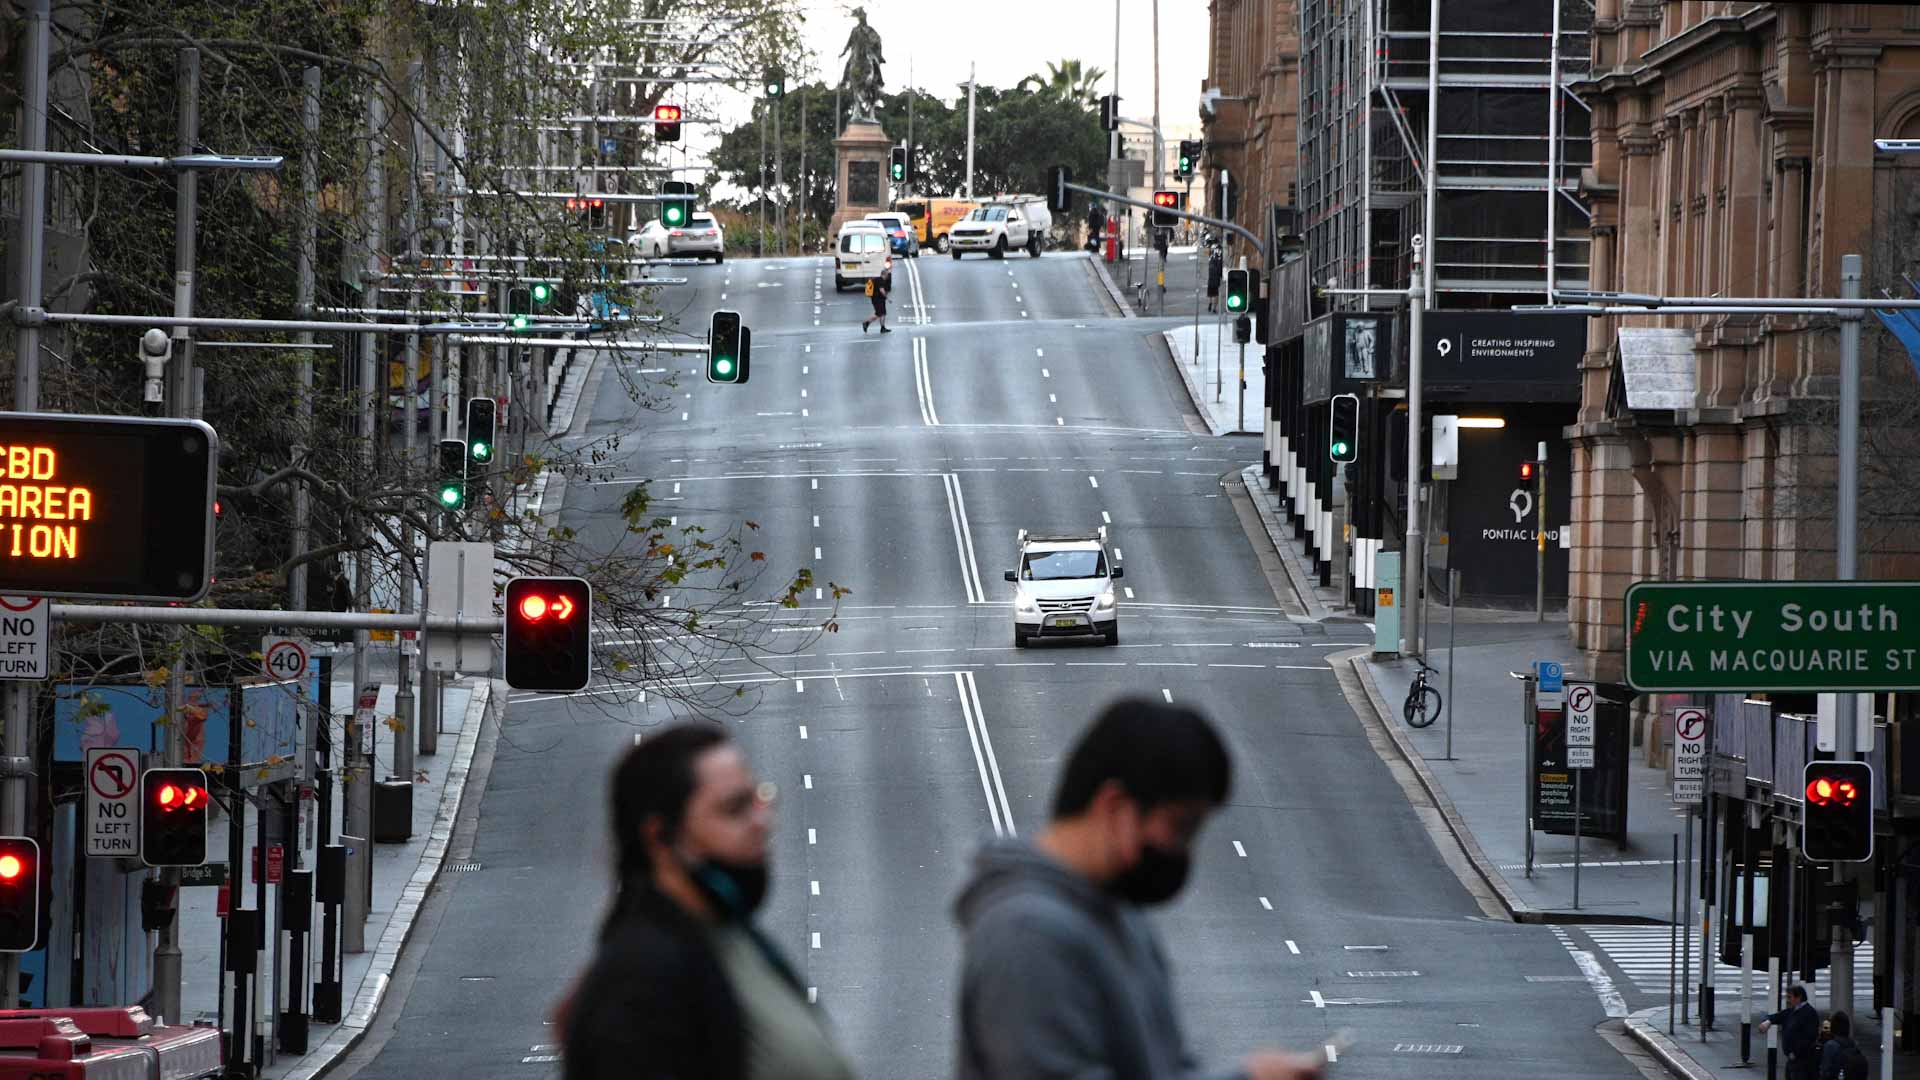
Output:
[1201, 0, 1301, 258]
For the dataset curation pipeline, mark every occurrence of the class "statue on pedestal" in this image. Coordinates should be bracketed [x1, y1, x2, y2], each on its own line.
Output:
[839, 7, 885, 123]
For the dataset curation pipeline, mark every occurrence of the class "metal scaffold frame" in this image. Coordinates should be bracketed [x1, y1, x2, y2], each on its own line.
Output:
[1297, 0, 1595, 309]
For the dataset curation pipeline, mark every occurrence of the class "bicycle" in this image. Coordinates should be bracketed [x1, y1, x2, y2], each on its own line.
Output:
[1403, 660, 1443, 728]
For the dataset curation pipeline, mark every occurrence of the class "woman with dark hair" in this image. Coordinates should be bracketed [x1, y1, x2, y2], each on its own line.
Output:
[562, 724, 856, 1080]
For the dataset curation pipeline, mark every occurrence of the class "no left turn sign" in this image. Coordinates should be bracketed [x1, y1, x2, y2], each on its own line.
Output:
[85, 747, 140, 857]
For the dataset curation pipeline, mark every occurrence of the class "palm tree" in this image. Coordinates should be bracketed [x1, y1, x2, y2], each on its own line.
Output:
[1017, 59, 1108, 108]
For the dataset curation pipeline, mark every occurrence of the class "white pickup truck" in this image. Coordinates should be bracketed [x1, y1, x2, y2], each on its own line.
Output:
[948, 199, 1053, 259]
[1004, 527, 1123, 647]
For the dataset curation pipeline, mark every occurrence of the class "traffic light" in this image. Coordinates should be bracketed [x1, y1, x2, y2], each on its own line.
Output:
[661, 194, 691, 228]
[465, 397, 497, 465]
[0, 837, 37, 952]
[504, 576, 592, 692]
[764, 70, 785, 98]
[140, 768, 209, 867]
[1177, 140, 1199, 179]
[1803, 760, 1874, 862]
[1329, 393, 1360, 463]
[654, 103, 682, 143]
[1232, 314, 1251, 344]
[507, 285, 534, 331]
[1225, 268, 1251, 313]
[1152, 190, 1180, 229]
[708, 309, 750, 384]
[1100, 94, 1120, 132]
[1519, 461, 1536, 481]
[1047, 165, 1074, 214]
[890, 146, 907, 183]
[436, 438, 467, 510]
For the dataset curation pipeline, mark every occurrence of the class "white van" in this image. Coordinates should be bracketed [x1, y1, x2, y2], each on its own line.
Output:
[834, 222, 890, 291]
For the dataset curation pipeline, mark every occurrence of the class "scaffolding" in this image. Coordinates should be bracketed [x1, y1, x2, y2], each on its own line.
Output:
[1298, 0, 1594, 312]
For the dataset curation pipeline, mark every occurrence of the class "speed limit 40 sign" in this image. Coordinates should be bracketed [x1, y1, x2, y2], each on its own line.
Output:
[262, 637, 311, 682]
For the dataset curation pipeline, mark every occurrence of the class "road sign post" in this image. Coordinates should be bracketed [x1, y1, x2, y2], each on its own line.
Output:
[262, 636, 310, 682]
[0, 596, 49, 681]
[84, 747, 140, 857]
[1673, 707, 1708, 805]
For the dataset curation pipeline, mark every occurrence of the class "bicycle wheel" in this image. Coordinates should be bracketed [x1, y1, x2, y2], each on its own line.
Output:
[1404, 683, 1442, 728]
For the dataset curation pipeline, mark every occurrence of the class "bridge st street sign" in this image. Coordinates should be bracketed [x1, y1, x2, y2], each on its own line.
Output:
[1624, 580, 1920, 692]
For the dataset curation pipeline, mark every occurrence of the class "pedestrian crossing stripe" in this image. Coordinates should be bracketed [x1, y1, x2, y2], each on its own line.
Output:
[1574, 926, 1872, 995]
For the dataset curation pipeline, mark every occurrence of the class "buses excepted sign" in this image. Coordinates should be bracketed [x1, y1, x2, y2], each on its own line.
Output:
[85, 746, 140, 856]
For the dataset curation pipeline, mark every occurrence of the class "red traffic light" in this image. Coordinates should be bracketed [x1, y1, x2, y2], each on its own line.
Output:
[504, 577, 592, 692]
[156, 781, 206, 810]
[1807, 776, 1860, 807]
[0, 855, 21, 881]
[515, 593, 576, 622]
[1519, 462, 1535, 480]
[1152, 190, 1179, 209]
[654, 104, 683, 122]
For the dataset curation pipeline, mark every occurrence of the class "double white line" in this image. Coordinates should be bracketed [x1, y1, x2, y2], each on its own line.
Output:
[913, 336, 942, 426]
[956, 671, 1014, 837]
[903, 256, 930, 324]
[943, 472, 985, 604]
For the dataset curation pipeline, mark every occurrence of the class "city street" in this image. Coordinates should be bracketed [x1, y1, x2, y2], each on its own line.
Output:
[343, 252, 1652, 1079]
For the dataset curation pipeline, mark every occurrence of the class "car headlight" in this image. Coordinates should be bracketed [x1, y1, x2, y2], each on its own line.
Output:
[1095, 590, 1116, 611]
[1015, 595, 1038, 614]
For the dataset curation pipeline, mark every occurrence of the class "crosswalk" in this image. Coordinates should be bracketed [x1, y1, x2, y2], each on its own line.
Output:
[1573, 924, 1874, 1002]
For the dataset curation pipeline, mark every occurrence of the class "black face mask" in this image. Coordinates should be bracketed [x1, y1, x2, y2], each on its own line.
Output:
[1106, 843, 1191, 906]
[684, 855, 771, 919]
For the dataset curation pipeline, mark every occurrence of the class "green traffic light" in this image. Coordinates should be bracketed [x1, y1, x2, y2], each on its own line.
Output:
[530, 282, 553, 304]
[892, 165, 904, 181]
[511, 313, 531, 330]
[714, 356, 734, 378]
[470, 440, 492, 462]
[664, 202, 687, 227]
[1332, 441, 1350, 456]
[438, 486, 462, 508]
[1227, 294, 1245, 311]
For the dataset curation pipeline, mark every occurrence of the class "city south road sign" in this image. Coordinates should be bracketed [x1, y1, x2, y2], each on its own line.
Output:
[1625, 580, 1920, 692]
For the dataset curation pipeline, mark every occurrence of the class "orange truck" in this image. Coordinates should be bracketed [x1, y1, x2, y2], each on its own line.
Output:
[893, 198, 978, 254]
[0, 1006, 223, 1078]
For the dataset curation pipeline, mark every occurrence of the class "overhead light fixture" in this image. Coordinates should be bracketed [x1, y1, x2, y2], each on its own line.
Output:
[1455, 417, 1507, 429]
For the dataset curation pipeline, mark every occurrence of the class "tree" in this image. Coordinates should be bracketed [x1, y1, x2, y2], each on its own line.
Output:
[1017, 59, 1106, 107]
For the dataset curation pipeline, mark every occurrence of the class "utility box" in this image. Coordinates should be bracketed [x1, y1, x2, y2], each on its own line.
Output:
[1373, 550, 1401, 655]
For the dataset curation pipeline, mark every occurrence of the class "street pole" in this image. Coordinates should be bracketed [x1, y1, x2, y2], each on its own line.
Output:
[774, 89, 785, 255]
[1831, 252, 1863, 1021]
[1152, 0, 1164, 316]
[799, 87, 808, 252]
[965, 64, 977, 201]
[1112, 0, 1122, 162]
[1545, 0, 1561, 302]
[1445, 567, 1458, 760]
[291, 67, 321, 613]
[1536, 441, 1547, 621]
[758, 99, 767, 255]
[3, 0, 52, 1011]
[1401, 237, 1427, 657]
[1424, 0, 1440, 306]
[393, 63, 425, 789]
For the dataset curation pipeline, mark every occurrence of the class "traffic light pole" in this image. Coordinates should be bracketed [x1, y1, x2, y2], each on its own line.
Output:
[1832, 254, 1863, 1023]
[1061, 182, 1267, 263]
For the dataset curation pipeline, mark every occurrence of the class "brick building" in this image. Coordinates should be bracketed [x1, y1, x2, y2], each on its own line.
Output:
[1200, 0, 1300, 259]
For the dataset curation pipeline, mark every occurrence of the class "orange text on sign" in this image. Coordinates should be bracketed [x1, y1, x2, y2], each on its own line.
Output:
[0, 445, 96, 560]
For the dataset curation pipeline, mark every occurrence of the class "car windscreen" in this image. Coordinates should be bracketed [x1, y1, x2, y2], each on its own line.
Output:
[1021, 550, 1107, 580]
[976, 207, 1008, 222]
[691, 215, 717, 227]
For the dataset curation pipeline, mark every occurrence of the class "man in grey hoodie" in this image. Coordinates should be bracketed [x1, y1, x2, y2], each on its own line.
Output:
[953, 699, 1324, 1080]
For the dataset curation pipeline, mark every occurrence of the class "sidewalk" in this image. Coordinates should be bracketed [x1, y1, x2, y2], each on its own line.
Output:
[1627, 1003, 1894, 1080]
[1162, 322, 1265, 435]
[177, 673, 493, 1079]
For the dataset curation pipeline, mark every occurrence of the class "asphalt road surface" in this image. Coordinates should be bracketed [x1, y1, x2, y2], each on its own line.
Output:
[345, 248, 1651, 1079]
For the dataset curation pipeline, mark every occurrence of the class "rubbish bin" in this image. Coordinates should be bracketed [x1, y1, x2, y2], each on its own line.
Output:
[373, 779, 412, 843]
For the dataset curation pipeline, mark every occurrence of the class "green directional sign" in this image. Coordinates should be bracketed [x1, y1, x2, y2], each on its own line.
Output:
[1624, 580, 1920, 692]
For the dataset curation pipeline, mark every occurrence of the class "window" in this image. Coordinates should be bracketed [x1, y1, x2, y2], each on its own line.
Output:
[1021, 550, 1108, 580]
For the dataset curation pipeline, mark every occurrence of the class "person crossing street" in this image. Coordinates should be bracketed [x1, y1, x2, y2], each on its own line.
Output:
[863, 258, 893, 333]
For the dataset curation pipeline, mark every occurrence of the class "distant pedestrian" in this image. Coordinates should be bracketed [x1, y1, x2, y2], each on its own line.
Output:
[562, 724, 857, 1080]
[1820, 1011, 1871, 1080]
[1206, 246, 1225, 312]
[863, 258, 892, 333]
[1761, 984, 1822, 1080]
[952, 698, 1324, 1080]
[1086, 204, 1107, 253]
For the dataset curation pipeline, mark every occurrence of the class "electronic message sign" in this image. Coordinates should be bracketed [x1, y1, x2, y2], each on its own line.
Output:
[0, 413, 218, 601]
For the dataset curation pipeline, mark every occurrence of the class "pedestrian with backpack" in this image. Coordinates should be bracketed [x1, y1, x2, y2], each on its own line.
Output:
[1820, 1012, 1871, 1079]
[863, 258, 893, 333]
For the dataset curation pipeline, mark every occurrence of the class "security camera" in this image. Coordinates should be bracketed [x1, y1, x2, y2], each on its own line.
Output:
[139, 328, 171, 404]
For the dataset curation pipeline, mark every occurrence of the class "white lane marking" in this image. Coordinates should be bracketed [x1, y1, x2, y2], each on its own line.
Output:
[1021, 310, 1028, 317]
[801, 388, 808, 398]
[943, 473, 987, 605]
[814, 546, 823, 559]
[1101, 511, 1112, 524]
[808, 987, 819, 1004]
[1041, 368, 1050, 378]
[1324, 1044, 1338, 1064]
[957, 670, 1015, 837]
[1124, 587, 1135, 599]
[681, 411, 688, 421]
[810, 880, 821, 896]
[1114, 547, 1123, 561]
[1571, 949, 1629, 1017]
[1310, 990, 1326, 1008]
[913, 337, 942, 426]
[813, 515, 820, 527]
[803, 365, 809, 374]
[808, 828, 817, 844]
[1233, 841, 1248, 858]
[1288, 940, 1302, 955]
[811, 931, 821, 949]
[1036, 348, 1044, 357]
[803, 774, 813, 789]
[673, 481, 681, 494]
[1087, 475, 1099, 489]
[803, 408, 809, 417]
[1258, 896, 1273, 910]
[811, 478, 819, 490]
[1056, 417, 1063, 426]
[795, 680, 805, 693]
[799, 725, 808, 739]
[1161, 688, 1173, 703]
[815, 587, 822, 600]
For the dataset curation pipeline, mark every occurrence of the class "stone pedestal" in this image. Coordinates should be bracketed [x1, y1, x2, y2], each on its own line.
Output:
[829, 120, 893, 235]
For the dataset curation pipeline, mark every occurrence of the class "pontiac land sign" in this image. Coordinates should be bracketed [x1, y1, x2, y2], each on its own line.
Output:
[1625, 580, 1920, 692]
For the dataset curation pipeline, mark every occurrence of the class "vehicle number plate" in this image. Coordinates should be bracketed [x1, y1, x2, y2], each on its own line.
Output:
[1053, 617, 1077, 628]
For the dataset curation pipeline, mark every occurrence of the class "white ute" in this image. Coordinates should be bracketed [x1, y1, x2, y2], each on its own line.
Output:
[1004, 527, 1124, 647]
[949, 200, 1049, 259]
